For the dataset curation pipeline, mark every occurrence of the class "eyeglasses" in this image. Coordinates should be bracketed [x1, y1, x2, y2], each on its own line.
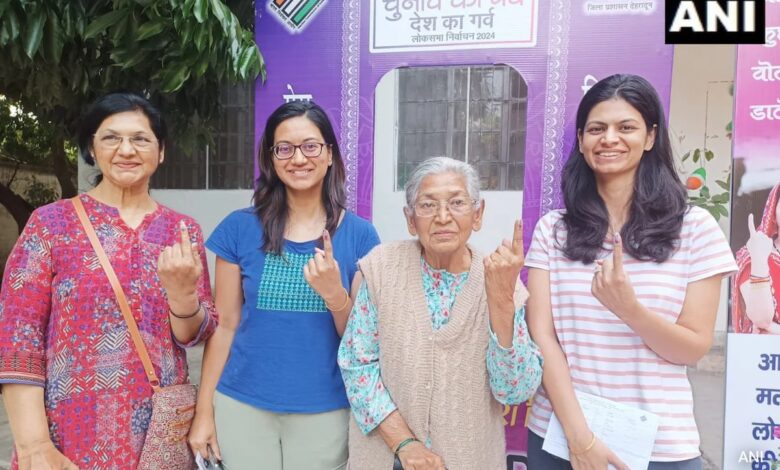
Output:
[93, 133, 158, 151]
[271, 142, 328, 160]
[413, 196, 477, 218]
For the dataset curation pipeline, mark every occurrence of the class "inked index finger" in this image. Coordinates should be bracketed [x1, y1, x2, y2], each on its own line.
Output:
[613, 232, 624, 273]
[179, 221, 193, 257]
[322, 229, 334, 259]
[511, 220, 523, 255]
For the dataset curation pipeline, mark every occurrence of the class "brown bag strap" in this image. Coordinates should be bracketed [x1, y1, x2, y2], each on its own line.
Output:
[71, 196, 161, 392]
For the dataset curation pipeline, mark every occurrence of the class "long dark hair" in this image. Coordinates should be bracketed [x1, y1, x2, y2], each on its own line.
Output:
[253, 101, 346, 255]
[559, 74, 687, 264]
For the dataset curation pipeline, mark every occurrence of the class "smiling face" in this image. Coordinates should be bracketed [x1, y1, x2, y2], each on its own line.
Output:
[405, 171, 484, 262]
[271, 115, 332, 196]
[577, 97, 656, 181]
[91, 110, 163, 191]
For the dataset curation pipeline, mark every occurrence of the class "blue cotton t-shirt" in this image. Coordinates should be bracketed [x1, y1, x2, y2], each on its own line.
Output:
[206, 208, 380, 413]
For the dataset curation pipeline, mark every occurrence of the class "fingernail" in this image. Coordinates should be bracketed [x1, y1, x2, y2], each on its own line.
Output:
[614, 232, 621, 244]
[323, 230, 329, 239]
[180, 221, 186, 229]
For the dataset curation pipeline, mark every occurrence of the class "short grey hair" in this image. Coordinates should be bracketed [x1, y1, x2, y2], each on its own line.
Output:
[404, 156, 481, 209]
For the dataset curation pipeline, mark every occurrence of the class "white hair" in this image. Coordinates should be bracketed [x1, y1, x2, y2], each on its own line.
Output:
[404, 156, 481, 208]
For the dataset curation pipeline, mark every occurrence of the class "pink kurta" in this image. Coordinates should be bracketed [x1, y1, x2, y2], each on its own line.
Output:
[0, 194, 217, 469]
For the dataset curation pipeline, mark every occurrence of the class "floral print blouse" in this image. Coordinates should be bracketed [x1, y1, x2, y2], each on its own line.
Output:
[0, 195, 217, 470]
[338, 257, 543, 435]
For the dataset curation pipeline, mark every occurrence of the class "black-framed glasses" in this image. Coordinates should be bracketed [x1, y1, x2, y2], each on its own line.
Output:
[271, 142, 328, 160]
[413, 196, 478, 217]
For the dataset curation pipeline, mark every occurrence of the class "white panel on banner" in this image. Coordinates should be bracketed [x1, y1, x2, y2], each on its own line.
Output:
[724, 334, 780, 469]
[369, 0, 538, 53]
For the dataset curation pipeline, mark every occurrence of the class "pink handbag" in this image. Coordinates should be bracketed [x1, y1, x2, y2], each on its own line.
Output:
[72, 197, 197, 470]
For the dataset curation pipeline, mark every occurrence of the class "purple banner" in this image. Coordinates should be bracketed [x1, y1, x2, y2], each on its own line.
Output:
[255, 0, 673, 461]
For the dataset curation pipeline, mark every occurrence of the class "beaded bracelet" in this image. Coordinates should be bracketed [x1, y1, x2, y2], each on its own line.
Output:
[169, 302, 201, 319]
[394, 437, 419, 455]
[569, 432, 596, 456]
[326, 288, 350, 312]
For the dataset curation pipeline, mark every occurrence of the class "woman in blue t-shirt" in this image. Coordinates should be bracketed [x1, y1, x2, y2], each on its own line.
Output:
[189, 101, 380, 469]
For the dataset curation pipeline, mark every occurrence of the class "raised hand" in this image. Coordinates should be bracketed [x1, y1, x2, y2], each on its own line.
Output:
[591, 233, 639, 319]
[745, 213, 773, 277]
[484, 220, 525, 309]
[304, 230, 346, 309]
[158, 221, 203, 309]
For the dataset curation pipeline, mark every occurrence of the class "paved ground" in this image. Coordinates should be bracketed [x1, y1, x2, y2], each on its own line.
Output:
[0, 346, 727, 469]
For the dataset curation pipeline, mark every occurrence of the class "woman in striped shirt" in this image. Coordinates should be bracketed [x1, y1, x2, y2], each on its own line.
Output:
[525, 74, 736, 470]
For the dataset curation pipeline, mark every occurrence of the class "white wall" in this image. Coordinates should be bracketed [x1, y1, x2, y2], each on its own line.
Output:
[669, 44, 736, 334]
[371, 69, 524, 253]
[151, 190, 254, 275]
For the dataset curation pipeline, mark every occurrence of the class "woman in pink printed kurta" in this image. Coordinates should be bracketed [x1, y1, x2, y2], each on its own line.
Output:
[0, 93, 217, 470]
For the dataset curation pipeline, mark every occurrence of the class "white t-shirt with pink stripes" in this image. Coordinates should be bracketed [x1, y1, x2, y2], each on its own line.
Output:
[525, 206, 736, 462]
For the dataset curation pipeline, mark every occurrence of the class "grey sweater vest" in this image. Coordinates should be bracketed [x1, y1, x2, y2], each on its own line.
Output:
[346, 240, 506, 470]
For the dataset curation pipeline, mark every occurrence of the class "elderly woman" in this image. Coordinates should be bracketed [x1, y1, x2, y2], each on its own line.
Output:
[0, 92, 217, 469]
[338, 157, 543, 470]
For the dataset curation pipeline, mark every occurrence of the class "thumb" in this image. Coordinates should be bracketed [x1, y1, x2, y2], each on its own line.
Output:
[748, 213, 757, 236]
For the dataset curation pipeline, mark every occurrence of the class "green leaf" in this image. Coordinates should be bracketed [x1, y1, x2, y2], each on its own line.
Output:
[180, 18, 194, 44]
[62, 3, 76, 37]
[117, 48, 149, 69]
[209, 0, 226, 23]
[5, 6, 20, 41]
[692, 148, 701, 163]
[725, 121, 732, 133]
[703, 205, 719, 220]
[136, 20, 165, 41]
[84, 9, 127, 39]
[700, 185, 710, 199]
[209, 0, 232, 33]
[716, 179, 730, 191]
[711, 193, 730, 204]
[716, 204, 729, 217]
[0, 21, 9, 44]
[44, 14, 64, 63]
[160, 62, 191, 92]
[681, 151, 690, 162]
[193, 51, 211, 77]
[194, 0, 208, 23]
[193, 24, 209, 51]
[705, 150, 714, 161]
[236, 44, 257, 78]
[23, 8, 47, 58]
[141, 34, 171, 51]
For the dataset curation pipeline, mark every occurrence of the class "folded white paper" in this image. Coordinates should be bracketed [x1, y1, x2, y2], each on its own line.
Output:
[542, 390, 660, 470]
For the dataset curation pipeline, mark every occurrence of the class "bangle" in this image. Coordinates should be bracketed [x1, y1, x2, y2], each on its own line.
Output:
[169, 302, 201, 319]
[569, 432, 596, 456]
[394, 437, 419, 455]
[750, 275, 771, 284]
[325, 288, 350, 312]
